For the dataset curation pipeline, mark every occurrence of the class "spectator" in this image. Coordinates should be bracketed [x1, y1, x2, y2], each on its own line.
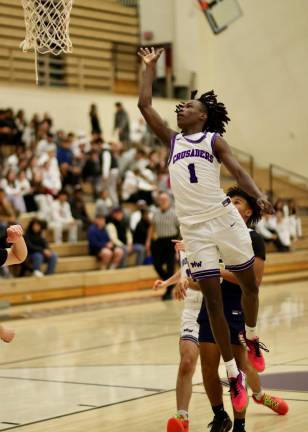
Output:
[1, 170, 26, 214]
[130, 117, 146, 143]
[16, 170, 37, 212]
[49, 190, 78, 243]
[57, 137, 81, 188]
[114, 102, 130, 143]
[275, 209, 291, 252]
[133, 208, 151, 262]
[146, 192, 179, 300]
[82, 149, 102, 199]
[95, 190, 113, 218]
[130, 199, 148, 232]
[89, 104, 102, 135]
[69, 185, 91, 230]
[88, 214, 124, 269]
[289, 199, 302, 239]
[107, 207, 145, 266]
[25, 218, 58, 277]
[40, 146, 62, 195]
[36, 131, 55, 157]
[102, 142, 119, 206]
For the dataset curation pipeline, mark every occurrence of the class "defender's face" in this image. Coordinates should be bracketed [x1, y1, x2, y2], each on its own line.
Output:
[231, 196, 252, 224]
[176, 100, 207, 130]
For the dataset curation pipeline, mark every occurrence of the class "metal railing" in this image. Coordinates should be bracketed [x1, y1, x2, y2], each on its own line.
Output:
[269, 163, 308, 199]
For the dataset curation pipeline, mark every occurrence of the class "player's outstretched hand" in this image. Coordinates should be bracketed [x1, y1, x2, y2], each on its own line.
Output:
[138, 47, 164, 67]
[7, 224, 24, 244]
[256, 196, 274, 214]
[153, 279, 166, 291]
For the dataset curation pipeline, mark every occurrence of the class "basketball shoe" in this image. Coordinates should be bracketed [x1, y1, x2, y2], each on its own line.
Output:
[239, 332, 269, 372]
[252, 393, 289, 415]
[167, 415, 189, 432]
[228, 371, 248, 412]
[207, 412, 232, 432]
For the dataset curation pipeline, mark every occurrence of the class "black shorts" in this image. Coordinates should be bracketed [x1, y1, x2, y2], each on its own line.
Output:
[198, 309, 245, 346]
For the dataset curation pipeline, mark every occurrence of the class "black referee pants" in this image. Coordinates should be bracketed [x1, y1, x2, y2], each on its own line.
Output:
[151, 237, 176, 294]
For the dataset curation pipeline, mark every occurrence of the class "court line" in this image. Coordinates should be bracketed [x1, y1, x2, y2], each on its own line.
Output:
[0, 387, 175, 431]
[0, 332, 178, 367]
[192, 391, 308, 403]
[0, 375, 164, 392]
[0, 363, 180, 369]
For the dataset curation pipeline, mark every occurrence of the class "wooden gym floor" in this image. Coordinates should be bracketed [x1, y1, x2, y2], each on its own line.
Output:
[0, 280, 307, 431]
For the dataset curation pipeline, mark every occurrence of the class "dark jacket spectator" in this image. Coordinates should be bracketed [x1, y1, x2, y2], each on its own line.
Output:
[89, 104, 102, 135]
[25, 218, 58, 276]
[114, 102, 130, 143]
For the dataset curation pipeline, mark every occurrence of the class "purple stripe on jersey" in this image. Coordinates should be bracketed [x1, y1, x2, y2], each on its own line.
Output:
[167, 134, 177, 165]
[182, 132, 207, 144]
[225, 256, 255, 272]
[211, 133, 221, 163]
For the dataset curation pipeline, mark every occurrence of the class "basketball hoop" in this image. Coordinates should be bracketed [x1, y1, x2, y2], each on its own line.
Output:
[20, 0, 73, 84]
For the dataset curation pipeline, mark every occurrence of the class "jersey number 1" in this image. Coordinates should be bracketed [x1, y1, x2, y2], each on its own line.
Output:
[188, 163, 198, 183]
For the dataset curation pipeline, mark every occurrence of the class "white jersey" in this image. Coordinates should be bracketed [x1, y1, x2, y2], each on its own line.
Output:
[168, 132, 230, 224]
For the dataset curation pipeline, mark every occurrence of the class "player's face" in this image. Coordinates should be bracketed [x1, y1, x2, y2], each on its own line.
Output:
[231, 196, 252, 224]
[176, 100, 207, 130]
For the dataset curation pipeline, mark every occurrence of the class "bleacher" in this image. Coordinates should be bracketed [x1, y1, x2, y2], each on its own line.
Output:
[0, 0, 139, 94]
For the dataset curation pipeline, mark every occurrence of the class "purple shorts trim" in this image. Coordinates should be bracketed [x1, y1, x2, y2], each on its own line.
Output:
[180, 335, 199, 345]
[225, 256, 255, 272]
[191, 268, 220, 280]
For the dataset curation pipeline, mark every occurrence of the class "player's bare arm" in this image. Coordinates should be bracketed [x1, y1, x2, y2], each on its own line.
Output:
[215, 136, 273, 214]
[5, 225, 28, 265]
[138, 47, 177, 144]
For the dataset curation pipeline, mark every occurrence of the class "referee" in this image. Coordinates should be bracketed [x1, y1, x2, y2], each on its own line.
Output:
[146, 192, 179, 300]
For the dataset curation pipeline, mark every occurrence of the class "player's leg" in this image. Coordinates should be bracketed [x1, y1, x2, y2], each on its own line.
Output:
[181, 222, 247, 412]
[168, 341, 199, 432]
[199, 341, 232, 432]
[232, 345, 288, 416]
[231, 345, 247, 432]
[167, 295, 200, 432]
[216, 207, 267, 372]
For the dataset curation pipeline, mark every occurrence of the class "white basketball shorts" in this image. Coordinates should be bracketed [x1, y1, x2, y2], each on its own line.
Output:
[180, 288, 203, 344]
[180, 205, 255, 280]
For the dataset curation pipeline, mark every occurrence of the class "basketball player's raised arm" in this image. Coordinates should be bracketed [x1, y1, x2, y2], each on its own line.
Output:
[215, 136, 273, 214]
[138, 47, 176, 145]
[4, 225, 28, 266]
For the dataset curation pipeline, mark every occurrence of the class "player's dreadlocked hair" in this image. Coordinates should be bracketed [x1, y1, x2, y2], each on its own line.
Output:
[227, 186, 262, 228]
[191, 89, 230, 135]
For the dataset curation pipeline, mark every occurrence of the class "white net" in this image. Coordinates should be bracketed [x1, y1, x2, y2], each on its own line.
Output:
[21, 0, 73, 56]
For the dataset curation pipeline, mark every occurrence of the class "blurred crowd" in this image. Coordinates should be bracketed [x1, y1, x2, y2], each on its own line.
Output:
[256, 199, 302, 252]
[0, 103, 177, 291]
[0, 104, 303, 289]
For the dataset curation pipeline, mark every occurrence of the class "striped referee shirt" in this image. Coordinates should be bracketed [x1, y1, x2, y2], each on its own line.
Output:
[152, 206, 179, 239]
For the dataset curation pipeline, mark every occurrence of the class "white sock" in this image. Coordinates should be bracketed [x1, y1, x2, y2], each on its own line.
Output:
[245, 325, 257, 340]
[253, 389, 264, 401]
[109, 263, 117, 269]
[177, 410, 188, 420]
[225, 358, 239, 378]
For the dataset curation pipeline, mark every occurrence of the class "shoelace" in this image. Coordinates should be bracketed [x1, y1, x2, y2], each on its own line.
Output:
[263, 394, 279, 409]
[229, 378, 240, 397]
[251, 339, 269, 357]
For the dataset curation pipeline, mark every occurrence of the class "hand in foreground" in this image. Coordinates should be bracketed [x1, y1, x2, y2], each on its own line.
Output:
[153, 279, 167, 291]
[172, 239, 185, 254]
[174, 277, 189, 301]
[7, 225, 24, 244]
[138, 47, 164, 67]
